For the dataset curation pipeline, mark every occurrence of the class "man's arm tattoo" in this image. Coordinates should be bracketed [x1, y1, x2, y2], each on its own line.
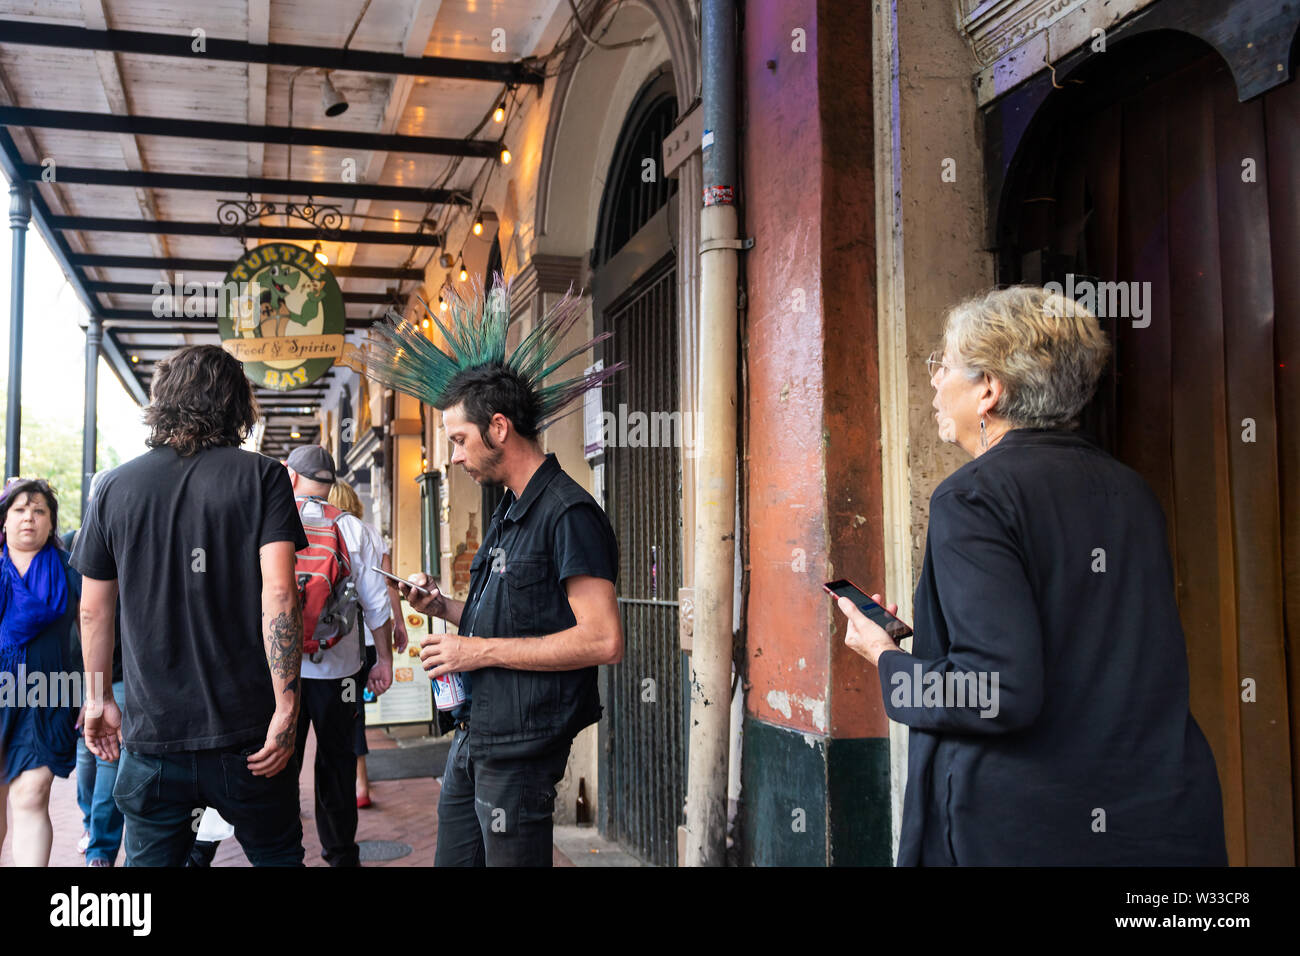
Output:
[267, 604, 303, 686]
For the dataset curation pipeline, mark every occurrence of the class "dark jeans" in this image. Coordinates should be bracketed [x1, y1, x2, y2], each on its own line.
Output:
[294, 675, 360, 866]
[434, 727, 571, 867]
[113, 746, 303, 867]
[75, 737, 95, 830]
[76, 679, 126, 864]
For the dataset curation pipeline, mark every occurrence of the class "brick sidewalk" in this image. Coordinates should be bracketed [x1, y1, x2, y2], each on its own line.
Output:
[1, 727, 574, 867]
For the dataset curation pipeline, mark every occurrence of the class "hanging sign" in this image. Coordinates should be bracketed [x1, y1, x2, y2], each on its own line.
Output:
[218, 242, 347, 390]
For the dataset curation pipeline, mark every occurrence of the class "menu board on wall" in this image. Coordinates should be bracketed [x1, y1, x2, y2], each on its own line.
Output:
[364, 601, 435, 726]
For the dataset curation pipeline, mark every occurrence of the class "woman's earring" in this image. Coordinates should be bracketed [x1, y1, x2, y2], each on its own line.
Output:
[979, 416, 988, 450]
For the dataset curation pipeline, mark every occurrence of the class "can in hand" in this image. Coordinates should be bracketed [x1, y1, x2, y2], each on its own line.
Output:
[432, 671, 467, 711]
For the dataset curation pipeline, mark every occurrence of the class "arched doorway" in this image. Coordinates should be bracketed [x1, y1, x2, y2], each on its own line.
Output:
[592, 70, 685, 866]
[994, 29, 1300, 865]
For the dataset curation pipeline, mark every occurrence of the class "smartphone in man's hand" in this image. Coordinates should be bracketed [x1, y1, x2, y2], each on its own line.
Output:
[371, 566, 433, 595]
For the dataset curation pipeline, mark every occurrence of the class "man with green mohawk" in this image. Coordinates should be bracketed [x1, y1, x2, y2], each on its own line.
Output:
[365, 275, 625, 867]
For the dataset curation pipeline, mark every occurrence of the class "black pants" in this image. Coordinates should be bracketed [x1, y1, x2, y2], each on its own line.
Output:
[354, 644, 378, 757]
[114, 747, 303, 867]
[434, 727, 571, 867]
[294, 675, 361, 866]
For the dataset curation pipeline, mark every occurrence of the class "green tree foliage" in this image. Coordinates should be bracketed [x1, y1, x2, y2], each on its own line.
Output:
[0, 394, 121, 530]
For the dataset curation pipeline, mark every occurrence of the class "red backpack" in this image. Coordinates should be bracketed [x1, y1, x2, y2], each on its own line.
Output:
[294, 497, 360, 658]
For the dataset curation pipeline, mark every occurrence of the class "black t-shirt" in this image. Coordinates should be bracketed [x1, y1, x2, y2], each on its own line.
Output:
[71, 445, 308, 753]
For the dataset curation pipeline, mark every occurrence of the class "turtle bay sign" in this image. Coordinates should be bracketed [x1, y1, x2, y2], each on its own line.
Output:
[217, 243, 346, 390]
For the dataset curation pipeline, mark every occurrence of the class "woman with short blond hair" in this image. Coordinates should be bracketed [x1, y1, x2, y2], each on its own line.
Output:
[838, 286, 1226, 865]
[327, 479, 364, 522]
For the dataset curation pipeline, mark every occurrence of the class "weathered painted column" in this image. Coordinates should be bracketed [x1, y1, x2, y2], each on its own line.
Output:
[739, 0, 889, 865]
[5, 181, 31, 480]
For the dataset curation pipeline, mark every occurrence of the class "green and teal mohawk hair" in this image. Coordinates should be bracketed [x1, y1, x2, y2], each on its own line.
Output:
[360, 273, 624, 431]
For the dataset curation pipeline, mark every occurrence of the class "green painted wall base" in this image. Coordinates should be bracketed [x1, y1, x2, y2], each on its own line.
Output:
[739, 715, 892, 865]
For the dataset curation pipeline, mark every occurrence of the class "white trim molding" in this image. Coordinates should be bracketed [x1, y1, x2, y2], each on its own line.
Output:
[873, 0, 914, 866]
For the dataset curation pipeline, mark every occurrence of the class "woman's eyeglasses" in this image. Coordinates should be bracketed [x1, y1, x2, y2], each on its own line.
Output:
[926, 351, 951, 380]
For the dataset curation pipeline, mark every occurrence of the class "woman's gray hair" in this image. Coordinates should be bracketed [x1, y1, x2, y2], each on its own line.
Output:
[943, 285, 1112, 429]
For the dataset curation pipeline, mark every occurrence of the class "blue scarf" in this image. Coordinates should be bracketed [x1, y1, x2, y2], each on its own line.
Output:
[0, 541, 68, 676]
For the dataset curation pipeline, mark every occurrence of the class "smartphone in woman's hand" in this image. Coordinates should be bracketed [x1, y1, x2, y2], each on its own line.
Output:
[823, 579, 913, 639]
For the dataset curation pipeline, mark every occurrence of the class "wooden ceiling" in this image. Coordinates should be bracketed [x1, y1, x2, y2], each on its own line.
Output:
[0, 0, 567, 457]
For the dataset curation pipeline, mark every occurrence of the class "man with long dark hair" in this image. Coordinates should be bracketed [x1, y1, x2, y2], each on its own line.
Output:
[72, 345, 309, 866]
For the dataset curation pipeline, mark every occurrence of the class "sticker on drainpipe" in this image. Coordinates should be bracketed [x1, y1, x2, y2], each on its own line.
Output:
[702, 129, 715, 150]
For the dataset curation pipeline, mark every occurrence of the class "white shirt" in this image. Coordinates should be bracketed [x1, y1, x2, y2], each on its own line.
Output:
[298, 500, 392, 680]
[360, 522, 389, 648]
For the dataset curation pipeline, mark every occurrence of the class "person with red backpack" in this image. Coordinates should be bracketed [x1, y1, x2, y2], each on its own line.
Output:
[284, 446, 394, 867]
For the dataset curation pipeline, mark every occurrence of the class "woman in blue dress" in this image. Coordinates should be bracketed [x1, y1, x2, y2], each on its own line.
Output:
[0, 478, 80, 866]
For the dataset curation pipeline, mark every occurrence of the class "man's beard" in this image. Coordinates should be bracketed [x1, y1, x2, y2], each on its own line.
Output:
[473, 444, 506, 484]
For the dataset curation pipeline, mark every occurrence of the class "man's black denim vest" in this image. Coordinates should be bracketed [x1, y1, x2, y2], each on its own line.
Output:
[459, 454, 612, 759]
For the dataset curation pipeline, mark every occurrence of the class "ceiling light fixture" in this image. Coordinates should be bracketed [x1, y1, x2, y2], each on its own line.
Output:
[321, 72, 349, 117]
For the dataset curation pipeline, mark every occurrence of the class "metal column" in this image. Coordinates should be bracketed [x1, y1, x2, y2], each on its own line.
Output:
[5, 181, 31, 480]
[81, 315, 102, 515]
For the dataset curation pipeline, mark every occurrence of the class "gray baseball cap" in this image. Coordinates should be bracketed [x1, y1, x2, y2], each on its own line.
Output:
[286, 445, 336, 483]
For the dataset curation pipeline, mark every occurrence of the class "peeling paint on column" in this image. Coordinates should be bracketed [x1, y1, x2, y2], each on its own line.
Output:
[798, 695, 827, 732]
[766, 689, 792, 719]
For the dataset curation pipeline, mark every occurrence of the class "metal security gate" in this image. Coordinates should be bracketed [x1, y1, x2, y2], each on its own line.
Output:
[598, 255, 685, 866]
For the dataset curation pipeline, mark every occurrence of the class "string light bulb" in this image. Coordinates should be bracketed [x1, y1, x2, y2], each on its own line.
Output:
[130, 354, 139, 363]
[439, 294, 447, 312]
[493, 101, 506, 124]
[312, 241, 328, 265]
[472, 216, 483, 236]
[458, 258, 468, 283]
[499, 145, 512, 165]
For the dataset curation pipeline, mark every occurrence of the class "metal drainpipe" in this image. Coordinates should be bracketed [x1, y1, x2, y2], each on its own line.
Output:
[685, 0, 742, 867]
